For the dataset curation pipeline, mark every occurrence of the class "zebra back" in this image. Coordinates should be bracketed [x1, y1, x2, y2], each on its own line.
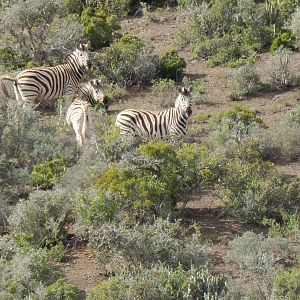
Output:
[8, 44, 92, 105]
[115, 85, 193, 139]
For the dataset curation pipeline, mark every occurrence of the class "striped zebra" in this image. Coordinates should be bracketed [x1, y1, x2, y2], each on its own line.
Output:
[0, 44, 92, 106]
[115, 86, 193, 139]
[66, 79, 106, 147]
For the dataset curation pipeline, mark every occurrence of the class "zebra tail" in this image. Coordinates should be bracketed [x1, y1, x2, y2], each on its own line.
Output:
[0, 76, 15, 98]
[81, 102, 88, 141]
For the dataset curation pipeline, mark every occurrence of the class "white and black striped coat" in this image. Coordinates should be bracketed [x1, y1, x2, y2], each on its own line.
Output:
[115, 86, 193, 139]
[66, 79, 105, 147]
[0, 44, 91, 106]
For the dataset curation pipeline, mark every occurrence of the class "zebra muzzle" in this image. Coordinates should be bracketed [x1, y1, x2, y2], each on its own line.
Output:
[187, 107, 192, 116]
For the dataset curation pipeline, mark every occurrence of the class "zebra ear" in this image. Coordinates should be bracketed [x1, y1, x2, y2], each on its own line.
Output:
[188, 85, 193, 92]
[90, 79, 102, 86]
[177, 86, 182, 93]
[78, 43, 89, 51]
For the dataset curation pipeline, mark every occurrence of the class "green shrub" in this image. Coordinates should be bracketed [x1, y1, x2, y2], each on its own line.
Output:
[273, 267, 300, 299]
[151, 78, 177, 107]
[229, 64, 262, 99]
[0, 47, 25, 70]
[219, 159, 277, 222]
[81, 7, 120, 50]
[263, 211, 300, 243]
[96, 34, 159, 86]
[63, 0, 85, 15]
[270, 32, 296, 52]
[186, 0, 273, 66]
[87, 265, 227, 300]
[210, 106, 265, 159]
[45, 278, 79, 300]
[8, 189, 73, 247]
[94, 0, 140, 17]
[160, 50, 186, 81]
[31, 157, 66, 190]
[89, 218, 208, 270]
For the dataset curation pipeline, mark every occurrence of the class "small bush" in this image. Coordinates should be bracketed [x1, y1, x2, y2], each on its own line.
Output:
[45, 278, 79, 300]
[94, 114, 140, 162]
[151, 78, 177, 107]
[31, 157, 67, 190]
[263, 211, 300, 243]
[76, 141, 217, 227]
[269, 47, 295, 89]
[8, 189, 73, 247]
[96, 34, 159, 86]
[89, 218, 208, 271]
[159, 50, 186, 81]
[290, 7, 300, 46]
[270, 32, 296, 52]
[184, 0, 273, 66]
[229, 64, 262, 99]
[81, 7, 121, 50]
[209, 106, 265, 159]
[219, 159, 276, 222]
[87, 265, 227, 300]
[94, 0, 140, 17]
[273, 267, 300, 300]
[227, 231, 297, 299]
[262, 118, 300, 162]
[288, 105, 300, 127]
[0, 239, 77, 300]
[182, 76, 205, 105]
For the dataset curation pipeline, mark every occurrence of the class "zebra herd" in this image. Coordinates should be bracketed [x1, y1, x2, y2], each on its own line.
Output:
[0, 44, 193, 148]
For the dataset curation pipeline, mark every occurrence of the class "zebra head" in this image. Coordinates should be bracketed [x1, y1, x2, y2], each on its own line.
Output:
[89, 79, 106, 106]
[175, 85, 193, 116]
[72, 43, 92, 70]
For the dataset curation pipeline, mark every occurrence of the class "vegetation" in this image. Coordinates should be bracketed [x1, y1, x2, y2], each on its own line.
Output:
[0, 1, 300, 299]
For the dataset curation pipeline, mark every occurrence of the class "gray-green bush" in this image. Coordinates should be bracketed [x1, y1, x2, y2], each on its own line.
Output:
[229, 64, 262, 99]
[180, 0, 274, 66]
[268, 47, 295, 89]
[87, 264, 227, 300]
[95, 35, 159, 86]
[0, 235, 78, 300]
[8, 189, 73, 247]
[0, 0, 84, 66]
[88, 218, 209, 271]
[226, 231, 298, 299]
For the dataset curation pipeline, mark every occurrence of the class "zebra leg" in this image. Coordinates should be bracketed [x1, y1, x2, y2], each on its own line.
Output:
[13, 84, 22, 102]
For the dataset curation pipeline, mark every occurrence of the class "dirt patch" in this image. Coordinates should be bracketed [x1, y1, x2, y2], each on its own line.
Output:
[55, 243, 105, 297]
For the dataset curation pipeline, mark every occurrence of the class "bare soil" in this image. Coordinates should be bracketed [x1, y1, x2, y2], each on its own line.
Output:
[58, 10, 300, 296]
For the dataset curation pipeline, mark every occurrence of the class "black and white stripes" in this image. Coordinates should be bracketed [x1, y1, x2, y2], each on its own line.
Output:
[0, 44, 91, 105]
[115, 86, 193, 139]
[66, 79, 106, 147]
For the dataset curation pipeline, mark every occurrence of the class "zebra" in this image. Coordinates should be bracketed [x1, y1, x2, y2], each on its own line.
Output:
[115, 86, 193, 139]
[66, 79, 106, 147]
[0, 44, 92, 106]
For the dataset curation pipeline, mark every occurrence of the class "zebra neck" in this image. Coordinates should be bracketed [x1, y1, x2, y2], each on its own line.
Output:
[172, 106, 188, 119]
[65, 55, 85, 84]
[79, 92, 95, 106]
